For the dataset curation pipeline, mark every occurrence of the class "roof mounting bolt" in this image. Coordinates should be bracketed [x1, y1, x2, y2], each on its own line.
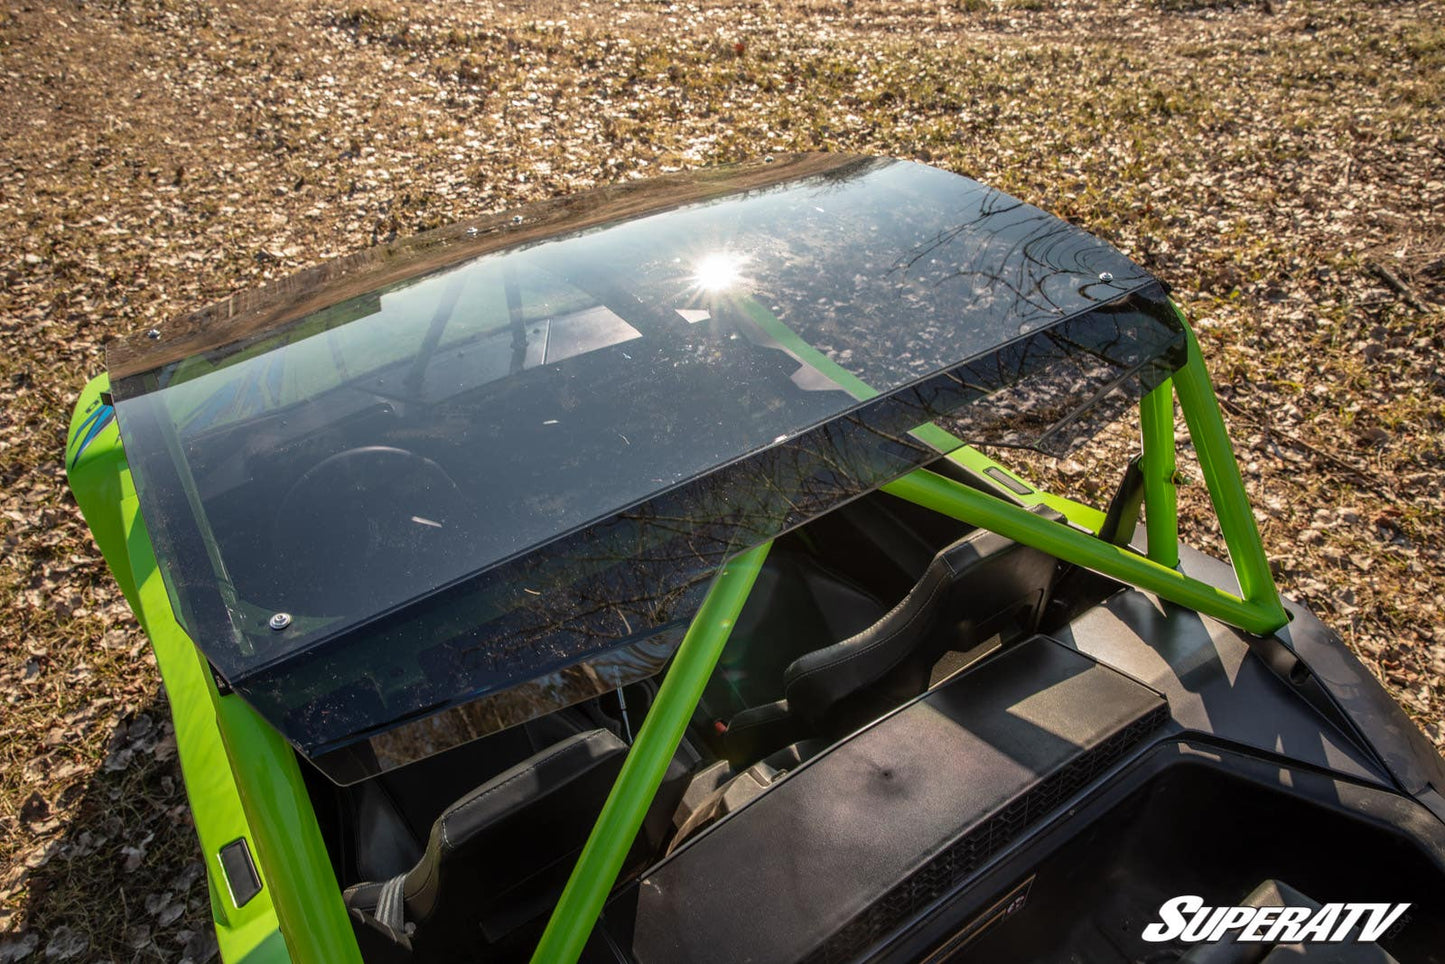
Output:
[268, 612, 293, 631]
[465, 226, 479, 237]
[1098, 271, 1114, 283]
[511, 215, 524, 225]
[146, 328, 162, 340]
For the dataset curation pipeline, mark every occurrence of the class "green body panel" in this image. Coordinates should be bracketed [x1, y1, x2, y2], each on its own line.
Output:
[65, 383, 137, 609]
[214, 694, 363, 964]
[66, 375, 360, 964]
[531, 542, 773, 964]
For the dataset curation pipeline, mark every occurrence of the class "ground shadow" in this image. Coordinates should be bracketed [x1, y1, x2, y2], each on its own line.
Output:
[3, 691, 216, 963]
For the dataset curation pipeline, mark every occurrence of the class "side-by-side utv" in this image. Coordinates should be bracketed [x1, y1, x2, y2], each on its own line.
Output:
[66, 154, 1445, 963]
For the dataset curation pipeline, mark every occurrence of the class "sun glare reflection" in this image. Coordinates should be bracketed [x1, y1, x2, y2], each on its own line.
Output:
[692, 252, 747, 293]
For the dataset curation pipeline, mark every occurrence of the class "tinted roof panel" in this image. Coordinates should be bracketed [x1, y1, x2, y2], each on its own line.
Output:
[108, 156, 1182, 776]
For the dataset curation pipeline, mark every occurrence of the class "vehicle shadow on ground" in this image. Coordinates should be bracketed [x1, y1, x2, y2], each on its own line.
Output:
[3, 692, 216, 963]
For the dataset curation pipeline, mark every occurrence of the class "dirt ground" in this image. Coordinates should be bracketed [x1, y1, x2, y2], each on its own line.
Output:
[1, 0, 1442, 958]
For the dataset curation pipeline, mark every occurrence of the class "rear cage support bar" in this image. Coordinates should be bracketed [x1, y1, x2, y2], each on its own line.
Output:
[532, 304, 1287, 963]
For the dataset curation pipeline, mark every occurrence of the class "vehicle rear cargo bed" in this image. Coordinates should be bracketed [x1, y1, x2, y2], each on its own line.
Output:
[612, 635, 1169, 963]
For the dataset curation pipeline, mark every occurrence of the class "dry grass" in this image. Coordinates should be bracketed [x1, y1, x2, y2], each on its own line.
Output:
[1, 0, 1443, 958]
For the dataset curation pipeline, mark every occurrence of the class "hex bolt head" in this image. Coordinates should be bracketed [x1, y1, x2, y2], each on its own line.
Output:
[1098, 272, 1114, 283]
[268, 612, 293, 631]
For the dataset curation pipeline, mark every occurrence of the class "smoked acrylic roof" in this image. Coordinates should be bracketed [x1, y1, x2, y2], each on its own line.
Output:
[107, 154, 1184, 778]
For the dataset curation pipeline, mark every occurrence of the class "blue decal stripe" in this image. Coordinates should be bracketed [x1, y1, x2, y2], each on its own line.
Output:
[69, 405, 115, 469]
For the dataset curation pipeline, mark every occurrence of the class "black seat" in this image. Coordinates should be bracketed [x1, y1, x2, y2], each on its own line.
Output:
[704, 548, 888, 719]
[782, 527, 1059, 733]
[345, 728, 628, 961]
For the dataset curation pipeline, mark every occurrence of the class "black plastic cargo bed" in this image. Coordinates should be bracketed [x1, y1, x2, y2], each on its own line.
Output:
[612, 635, 1169, 963]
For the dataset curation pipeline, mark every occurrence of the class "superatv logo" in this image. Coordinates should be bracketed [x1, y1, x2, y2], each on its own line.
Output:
[1142, 896, 1410, 944]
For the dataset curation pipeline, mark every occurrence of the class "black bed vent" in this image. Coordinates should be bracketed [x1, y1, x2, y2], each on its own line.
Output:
[804, 700, 1170, 964]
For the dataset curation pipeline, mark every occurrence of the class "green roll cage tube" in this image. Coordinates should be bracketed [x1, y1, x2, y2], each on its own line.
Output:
[66, 303, 1285, 964]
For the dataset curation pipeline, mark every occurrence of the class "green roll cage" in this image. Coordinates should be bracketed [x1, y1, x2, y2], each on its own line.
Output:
[66, 302, 1284, 964]
[528, 303, 1286, 962]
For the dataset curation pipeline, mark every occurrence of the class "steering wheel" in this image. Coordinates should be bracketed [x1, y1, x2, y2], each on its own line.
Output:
[273, 446, 476, 615]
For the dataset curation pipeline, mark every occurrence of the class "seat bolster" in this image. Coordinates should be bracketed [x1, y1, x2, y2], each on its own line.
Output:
[402, 728, 627, 926]
[782, 528, 1041, 730]
[784, 553, 957, 727]
[939, 527, 1014, 569]
[430, 728, 625, 856]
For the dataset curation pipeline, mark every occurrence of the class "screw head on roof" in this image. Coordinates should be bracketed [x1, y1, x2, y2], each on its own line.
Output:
[1098, 271, 1114, 283]
[146, 328, 161, 340]
[511, 215, 524, 225]
[268, 612, 293, 631]
[465, 226, 479, 237]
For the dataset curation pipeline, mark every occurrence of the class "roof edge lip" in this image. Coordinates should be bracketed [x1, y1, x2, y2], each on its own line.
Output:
[106, 152, 873, 384]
